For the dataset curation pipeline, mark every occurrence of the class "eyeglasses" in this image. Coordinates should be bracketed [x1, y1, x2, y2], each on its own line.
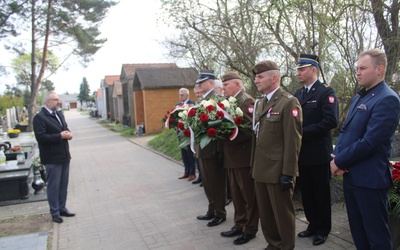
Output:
[50, 98, 60, 101]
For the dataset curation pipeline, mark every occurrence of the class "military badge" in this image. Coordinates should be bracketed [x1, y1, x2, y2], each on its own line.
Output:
[266, 107, 272, 118]
[328, 96, 335, 104]
[248, 105, 254, 114]
[292, 108, 299, 117]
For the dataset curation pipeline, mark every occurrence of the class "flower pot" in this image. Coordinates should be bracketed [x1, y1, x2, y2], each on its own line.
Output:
[15, 124, 27, 132]
[8, 133, 19, 138]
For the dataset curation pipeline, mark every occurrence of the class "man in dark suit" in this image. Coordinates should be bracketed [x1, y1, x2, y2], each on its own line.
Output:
[195, 72, 227, 227]
[33, 91, 74, 223]
[331, 49, 400, 249]
[251, 61, 302, 249]
[219, 71, 258, 245]
[294, 54, 339, 245]
[176, 87, 196, 181]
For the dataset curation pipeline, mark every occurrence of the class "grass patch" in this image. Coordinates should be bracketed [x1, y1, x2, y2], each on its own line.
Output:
[98, 121, 182, 160]
[148, 129, 182, 161]
[98, 121, 135, 137]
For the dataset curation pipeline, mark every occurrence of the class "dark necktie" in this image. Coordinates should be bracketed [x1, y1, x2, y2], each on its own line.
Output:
[53, 112, 62, 126]
[303, 87, 308, 99]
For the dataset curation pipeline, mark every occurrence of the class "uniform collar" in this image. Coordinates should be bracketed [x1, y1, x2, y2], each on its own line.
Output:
[266, 87, 280, 101]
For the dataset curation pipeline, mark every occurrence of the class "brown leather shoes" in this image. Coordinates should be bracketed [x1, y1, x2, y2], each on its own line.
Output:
[178, 174, 189, 179]
[188, 175, 196, 181]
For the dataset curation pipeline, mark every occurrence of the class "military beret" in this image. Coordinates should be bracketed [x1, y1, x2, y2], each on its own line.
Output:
[196, 72, 216, 84]
[297, 54, 319, 69]
[252, 60, 280, 75]
[221, 71, 242, 82]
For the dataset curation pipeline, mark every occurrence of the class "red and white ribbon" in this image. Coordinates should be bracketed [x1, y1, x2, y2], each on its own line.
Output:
[216, 105, 238, 141]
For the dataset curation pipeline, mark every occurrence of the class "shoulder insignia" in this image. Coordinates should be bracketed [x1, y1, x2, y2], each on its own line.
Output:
[248, 105, 254, 114]
[322, 83, 332, 88]
[292, 108, 299, 117]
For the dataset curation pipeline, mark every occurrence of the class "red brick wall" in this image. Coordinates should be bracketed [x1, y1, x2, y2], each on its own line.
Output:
[140, 88, 196, 134]
[134, 91, 144, 127]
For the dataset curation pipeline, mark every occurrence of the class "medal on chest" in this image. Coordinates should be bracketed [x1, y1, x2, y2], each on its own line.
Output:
[266, 107, 272, 118]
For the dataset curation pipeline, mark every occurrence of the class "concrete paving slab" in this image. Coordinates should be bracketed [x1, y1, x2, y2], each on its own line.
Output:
[0, 232, 47, 250]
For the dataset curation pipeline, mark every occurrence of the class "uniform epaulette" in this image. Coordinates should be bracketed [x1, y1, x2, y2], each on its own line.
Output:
[282, 92, 293, 99]
[296, 87, 303, 92]
[255, 95, 265, 99]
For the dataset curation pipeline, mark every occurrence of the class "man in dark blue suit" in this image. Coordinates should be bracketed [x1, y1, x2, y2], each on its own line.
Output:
[295, 54, 339, 246]
[331, 49, 400, 249]
[176, 88, 197, 181]
[33, 91, 74, 223]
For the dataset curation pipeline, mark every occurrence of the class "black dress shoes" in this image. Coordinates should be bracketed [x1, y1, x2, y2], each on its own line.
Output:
[52, 214, 63, 223]
[220, 227, 242, 237]
[192, 179, 202, 184]
[297, 230, 314, 238]
[207, 216, 226, 227]
[233, 232, 256, 245]
[197, 213, 214, 220]
[60, 210, 76, 217]
[313, 235, 327, 245]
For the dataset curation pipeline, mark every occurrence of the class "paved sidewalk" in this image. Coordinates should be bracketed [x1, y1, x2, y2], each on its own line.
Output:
[0, 109, 356, 249]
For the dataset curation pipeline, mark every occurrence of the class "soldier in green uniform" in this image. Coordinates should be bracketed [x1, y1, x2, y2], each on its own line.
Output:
[251, 60, 302, 250]
[195, 72, 227, 227]
[219, 71, 259, 245]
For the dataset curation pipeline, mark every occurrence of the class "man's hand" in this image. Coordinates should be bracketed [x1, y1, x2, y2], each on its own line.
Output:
[279, 175, 293, 191]
[330, 154, 347, 176]
[61, 131, 73, 140]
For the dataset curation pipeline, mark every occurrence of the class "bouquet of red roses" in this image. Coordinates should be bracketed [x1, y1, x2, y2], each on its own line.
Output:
[162, 108, 176, 129]
[389, 161, 400, 219]
[177, 96, 246, 150]
[162, 104, 195, 129]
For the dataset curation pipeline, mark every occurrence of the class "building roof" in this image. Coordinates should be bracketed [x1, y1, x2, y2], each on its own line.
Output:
[104, 75, 120, 87]
[112, 80, 122, 96]
[133, 67, 198, 91]
[120, 63, 178, 81]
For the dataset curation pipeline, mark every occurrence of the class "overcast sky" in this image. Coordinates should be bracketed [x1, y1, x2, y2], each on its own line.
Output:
[0, 0, 176, 94]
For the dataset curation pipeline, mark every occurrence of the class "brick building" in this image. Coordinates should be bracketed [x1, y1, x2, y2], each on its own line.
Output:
[132, 67, 198, 134]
